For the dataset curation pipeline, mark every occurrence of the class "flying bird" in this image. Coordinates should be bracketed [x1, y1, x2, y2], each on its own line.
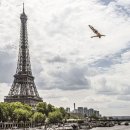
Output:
[89, 25, 105, 38]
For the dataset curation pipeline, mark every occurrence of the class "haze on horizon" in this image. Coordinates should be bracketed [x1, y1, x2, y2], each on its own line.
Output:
[0, 0, 130, 116]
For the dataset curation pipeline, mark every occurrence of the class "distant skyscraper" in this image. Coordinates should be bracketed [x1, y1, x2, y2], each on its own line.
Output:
[78, 107, 84, 114]
[74, 103, 76, 112]
[88, 108, 94, 117]
[4, 4, 43, 106]
[66, 107, 70, 113]
[84, 107, 88, 115]
[74, 103, 75, 110]
[94, 110, 100, 117]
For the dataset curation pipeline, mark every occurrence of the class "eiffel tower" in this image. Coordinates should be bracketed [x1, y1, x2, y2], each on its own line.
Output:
[4, 4, 43, 106]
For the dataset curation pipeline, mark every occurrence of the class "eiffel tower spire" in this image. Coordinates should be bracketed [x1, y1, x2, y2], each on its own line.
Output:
[4, 4, 43, 106]
[23, 3, 25, 13]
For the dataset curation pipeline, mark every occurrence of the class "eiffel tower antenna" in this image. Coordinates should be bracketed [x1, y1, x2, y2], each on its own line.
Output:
[23, 2, 24, 13]
[4, 4, 43, 106]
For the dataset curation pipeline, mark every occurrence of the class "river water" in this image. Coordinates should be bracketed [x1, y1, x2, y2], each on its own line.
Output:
[9, 125, 130, 130]
[91, 125, 130, 130]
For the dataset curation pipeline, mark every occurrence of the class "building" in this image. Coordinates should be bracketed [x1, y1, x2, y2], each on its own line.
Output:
[70, 104, 101, 117]
[94, 110, 100, 117]
[66, 107, 70, 113]
[84, 107, 88, 116]
[78, 107, 84, 114]
[74, 103, 76, 111]
[87, 108, 94, 117]
[4, 4, 43, 106]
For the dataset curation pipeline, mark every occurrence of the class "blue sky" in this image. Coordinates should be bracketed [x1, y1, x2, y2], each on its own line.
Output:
[0, 0, 130, 116]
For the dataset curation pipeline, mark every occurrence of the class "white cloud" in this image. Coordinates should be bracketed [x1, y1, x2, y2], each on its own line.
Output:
[0, 0, 130, 115]
[0, 83, 10, 102]
[117, 95, 130, 101]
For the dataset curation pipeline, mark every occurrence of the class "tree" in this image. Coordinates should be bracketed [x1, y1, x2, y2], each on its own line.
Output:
[47, 103, 55, 113]
[0, 102, 9, 122]
[13, 108, 32, 122]
[0, 101, 67, 124]
[102, 116, 107, 120]
[32, 112, 46, 123]
[36, 102, 48, 116]
[59, 107, 66, 118]
[90, 114, 99, 120]
[48, 110, 63, 123]
[8, 102, 32, 121]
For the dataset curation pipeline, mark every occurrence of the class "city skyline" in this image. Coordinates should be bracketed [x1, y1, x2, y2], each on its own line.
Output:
[0, 0, 130, 116]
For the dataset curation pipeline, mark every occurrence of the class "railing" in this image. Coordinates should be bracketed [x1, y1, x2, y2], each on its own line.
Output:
[0, 122, 44, 129]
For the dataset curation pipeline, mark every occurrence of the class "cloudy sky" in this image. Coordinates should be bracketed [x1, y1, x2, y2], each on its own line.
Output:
[0, 0, 130, 116]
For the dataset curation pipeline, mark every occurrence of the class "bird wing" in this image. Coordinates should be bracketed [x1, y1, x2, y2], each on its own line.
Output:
[89, 25, 98, 34]
[91, 36, 99, 38]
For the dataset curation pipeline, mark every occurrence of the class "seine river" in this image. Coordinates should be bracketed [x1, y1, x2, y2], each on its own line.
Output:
[14, 125, 130, 130]
[91, 125, 130, 130]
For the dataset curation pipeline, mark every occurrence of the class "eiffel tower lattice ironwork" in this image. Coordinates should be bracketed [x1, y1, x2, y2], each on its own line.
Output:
[4, 4, 43, 106]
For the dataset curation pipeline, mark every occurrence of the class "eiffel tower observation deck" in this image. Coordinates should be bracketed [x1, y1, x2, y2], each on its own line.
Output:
[4, 4, 43, 106]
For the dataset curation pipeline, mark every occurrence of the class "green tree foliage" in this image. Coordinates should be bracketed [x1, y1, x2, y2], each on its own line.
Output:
[59, 107, 66, 118]
[13, 108, 32, 122]
[8, 102, 32, 121]
[0, 102, 9, 122]
[32, 112, 46, 123]
[102, 116, 107, 120]
[48, 110, 63, 123]
[47, 103, 55, 113]
[36, 102, 55, 116]
[0, 102, 68, 124]
[0, 102, 32, 122]
[90, 114, 99, 120]
[36, 102, 48, 115]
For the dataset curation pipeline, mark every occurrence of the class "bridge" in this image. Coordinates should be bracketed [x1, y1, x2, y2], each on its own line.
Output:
[99, 119, 130, 121]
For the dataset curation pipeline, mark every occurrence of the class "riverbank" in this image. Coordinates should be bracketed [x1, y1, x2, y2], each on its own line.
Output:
[0, 120, 129, 130]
